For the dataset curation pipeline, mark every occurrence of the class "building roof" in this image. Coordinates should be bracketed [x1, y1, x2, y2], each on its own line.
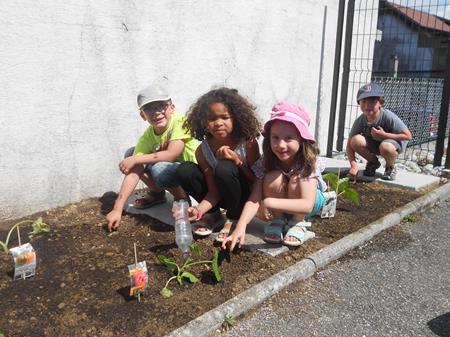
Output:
[385, 1, 450, 33]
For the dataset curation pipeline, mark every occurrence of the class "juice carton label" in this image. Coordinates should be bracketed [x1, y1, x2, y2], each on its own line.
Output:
[321, 191, 337, 218]
[10, 243, 36, 280]
[128, 261, 148, 296]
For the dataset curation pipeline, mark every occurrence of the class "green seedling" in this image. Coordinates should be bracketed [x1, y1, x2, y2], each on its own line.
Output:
[323, 172, 359, 206]
[403, 213, 419, 222]
[222, 313, 237, 330]
[158, 243, 221, 298]
[0, 217, 50, 253]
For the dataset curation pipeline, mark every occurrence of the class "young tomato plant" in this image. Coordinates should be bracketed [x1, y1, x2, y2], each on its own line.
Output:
[323, 172, 359, 206]
[157, 243, 221, 298]
[0, 217, 50, 253]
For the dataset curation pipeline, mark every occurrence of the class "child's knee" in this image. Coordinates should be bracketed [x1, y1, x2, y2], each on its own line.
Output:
[263, 170, 286, 194]
[150, 162, 179, 188]
[349, 135, 366, 150]
[176, 161, 197, 178]
[215, 160, 239, 180]
[264, 170, 283, 184]
[379, 141, 398, 156]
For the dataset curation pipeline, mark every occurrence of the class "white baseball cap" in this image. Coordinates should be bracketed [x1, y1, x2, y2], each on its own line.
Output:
[137, 84, 171, 109]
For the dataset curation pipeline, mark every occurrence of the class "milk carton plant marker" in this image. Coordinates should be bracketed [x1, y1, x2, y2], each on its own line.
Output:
[0, 217, 49, 254]
[158, 243, 221, 298]
[128, 243, 148, 302]
[323, 170, 360, 206]
[1, 219, 44, 280]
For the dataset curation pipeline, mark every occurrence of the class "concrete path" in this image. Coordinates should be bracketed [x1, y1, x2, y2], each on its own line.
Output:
[216, 198, 450, 337]
[124, 157, 440, 257]
[125, 193, 287, 256]
[323, 157, 440, 191]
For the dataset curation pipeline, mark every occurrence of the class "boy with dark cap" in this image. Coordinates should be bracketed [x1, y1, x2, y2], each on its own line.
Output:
[347, 83, 412, 180]
[106, 84, 198, 231]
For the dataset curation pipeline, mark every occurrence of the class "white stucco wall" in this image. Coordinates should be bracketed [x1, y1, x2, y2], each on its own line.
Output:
[0, 0, 339, 220]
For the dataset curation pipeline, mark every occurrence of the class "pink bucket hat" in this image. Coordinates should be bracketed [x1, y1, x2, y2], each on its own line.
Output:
[263, 101, 316, 143]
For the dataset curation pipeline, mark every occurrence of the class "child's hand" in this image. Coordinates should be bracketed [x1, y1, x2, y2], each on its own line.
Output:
[119, 157, 136, 174]
[216, 146, 241, 165]
[106, 209, 122, 232]
[256, 201, 274, 222]
[221, 226, 245, 251]
[348, 165, 358, 179]
[371, 125, 386, 139]
[187, 206, 200, 222]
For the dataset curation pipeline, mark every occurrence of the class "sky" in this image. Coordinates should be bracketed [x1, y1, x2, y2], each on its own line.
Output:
[391, 0, 450, 19]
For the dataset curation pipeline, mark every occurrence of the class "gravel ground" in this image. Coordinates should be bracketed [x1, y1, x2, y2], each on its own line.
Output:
[216, 199, 450, 337]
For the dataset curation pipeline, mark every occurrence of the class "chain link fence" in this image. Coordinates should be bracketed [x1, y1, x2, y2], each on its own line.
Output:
[330, 0, 450, 167]
[373, 77, 450, 145]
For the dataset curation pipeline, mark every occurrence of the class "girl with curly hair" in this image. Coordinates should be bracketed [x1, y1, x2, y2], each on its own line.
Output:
[222, 101, 327, 250]
[176, 87, 261, 242]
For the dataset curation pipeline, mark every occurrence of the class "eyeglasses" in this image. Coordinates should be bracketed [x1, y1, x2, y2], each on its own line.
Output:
[141, 102, 170, 115]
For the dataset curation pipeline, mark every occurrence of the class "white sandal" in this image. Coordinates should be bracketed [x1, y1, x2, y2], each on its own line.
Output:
[283, 221, 315, 247]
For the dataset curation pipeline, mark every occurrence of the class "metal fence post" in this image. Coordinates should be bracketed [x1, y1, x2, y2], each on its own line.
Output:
[336, 0, 355, 152]
[326, 0, 346, 157]
[445, 131, 450, 169]
[433, 38, 450, 167]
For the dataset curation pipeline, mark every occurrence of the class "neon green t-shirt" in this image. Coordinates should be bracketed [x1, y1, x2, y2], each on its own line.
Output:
[133, 113, 198, 163]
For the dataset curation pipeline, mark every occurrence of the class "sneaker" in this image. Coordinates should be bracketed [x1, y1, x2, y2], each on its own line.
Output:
[382, 166, 396, 180]
[363, 159, 381, 177]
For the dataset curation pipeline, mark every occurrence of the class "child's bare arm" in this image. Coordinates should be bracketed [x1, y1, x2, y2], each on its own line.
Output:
[119, 140, 185, 174]
[106, 167, 143, 232]
[188, 147, 221, 220]
[239, 139, 260, 182]
[371, 126, 412, 141]
[215, 139, 260, 182]
[222, 178, 263, 250]
[346, 136, 359, 175]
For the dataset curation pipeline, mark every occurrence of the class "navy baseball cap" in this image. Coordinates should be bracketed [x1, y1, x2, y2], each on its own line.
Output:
[356, 83, 384, 103]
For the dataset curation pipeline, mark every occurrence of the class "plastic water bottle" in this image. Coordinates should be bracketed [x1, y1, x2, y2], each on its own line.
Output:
[172, 200, 193, 255]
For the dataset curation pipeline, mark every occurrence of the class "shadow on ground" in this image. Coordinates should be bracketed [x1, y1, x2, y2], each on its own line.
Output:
[428, 312, 450, 337]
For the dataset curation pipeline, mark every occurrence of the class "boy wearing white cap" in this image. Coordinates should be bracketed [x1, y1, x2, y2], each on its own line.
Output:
[347, 83, 412, 180]
[106, 84, 198, 232]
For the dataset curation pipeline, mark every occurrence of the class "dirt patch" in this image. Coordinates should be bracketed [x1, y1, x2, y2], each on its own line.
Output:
[0, 181, 422, 337]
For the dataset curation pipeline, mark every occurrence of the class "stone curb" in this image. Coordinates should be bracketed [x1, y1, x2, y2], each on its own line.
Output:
[166, 182, 450, 337]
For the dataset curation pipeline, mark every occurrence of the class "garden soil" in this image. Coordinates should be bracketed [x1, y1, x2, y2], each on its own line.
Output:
[0, 181, 422, 337]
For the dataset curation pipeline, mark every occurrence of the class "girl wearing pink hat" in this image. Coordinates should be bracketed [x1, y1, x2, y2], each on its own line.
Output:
[222, 101, 326, 249]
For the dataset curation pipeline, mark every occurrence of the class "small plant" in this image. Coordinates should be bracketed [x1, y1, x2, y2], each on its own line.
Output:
[403, 213, 419, 222]
[158, 243, 221, 298]
[222, 313, 237, 331]
[0, 217, 50, 253]
[323, 172, 359, 206]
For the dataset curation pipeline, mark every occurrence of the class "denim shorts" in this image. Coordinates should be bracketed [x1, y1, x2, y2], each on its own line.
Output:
[124, 147, 181, 188]
[309, 188, 325, 217]
[367, 138, 402, 155]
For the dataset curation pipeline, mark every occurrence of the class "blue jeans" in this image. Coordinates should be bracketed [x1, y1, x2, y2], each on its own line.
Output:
[124, 147, 181, 188]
